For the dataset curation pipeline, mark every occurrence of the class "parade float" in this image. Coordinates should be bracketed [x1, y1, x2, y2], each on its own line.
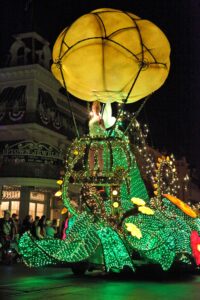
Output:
[19, 8, 200, 274]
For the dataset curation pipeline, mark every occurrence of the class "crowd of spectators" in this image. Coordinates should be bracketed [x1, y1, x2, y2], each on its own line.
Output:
[0, 210, 72, 262]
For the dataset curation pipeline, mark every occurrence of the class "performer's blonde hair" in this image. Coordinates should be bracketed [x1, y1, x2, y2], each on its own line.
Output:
[92, 100, 101, 111]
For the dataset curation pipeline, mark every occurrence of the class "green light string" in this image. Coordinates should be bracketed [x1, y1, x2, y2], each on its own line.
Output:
[19, 213, 101, 267]
[19, 127, 200, 271]
[122, 198, 199, 270]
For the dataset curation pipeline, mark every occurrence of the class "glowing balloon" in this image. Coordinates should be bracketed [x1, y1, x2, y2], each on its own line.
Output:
[52, 8, 170, 103]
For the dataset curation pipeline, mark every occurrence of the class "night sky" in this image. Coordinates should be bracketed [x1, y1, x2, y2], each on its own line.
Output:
[0, 0, 200, 174]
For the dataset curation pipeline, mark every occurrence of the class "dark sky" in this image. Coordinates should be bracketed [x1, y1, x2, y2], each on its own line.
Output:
[0, 0, 200, 172]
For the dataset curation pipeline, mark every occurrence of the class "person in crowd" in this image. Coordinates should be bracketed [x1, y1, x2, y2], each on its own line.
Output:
[21, 215, 33, 234]
[52, 219, 60, 238]
[0, 211, 16, 262]
[45, 219, 57, 238]
[61, 211, 76, 240]
[31, 216, 40, 238]
[11, 213, 21, 242]
[36, 215, 46, 239]
[61, 214, 69, 240]
[0, 210, 15, 245]
[88, 100, 106, 176]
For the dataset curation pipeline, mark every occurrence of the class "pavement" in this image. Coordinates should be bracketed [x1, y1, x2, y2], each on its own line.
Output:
[0, 263, 200, 300]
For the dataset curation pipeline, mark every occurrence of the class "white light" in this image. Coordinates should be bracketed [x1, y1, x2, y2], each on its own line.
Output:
[112, 190, 118, 196]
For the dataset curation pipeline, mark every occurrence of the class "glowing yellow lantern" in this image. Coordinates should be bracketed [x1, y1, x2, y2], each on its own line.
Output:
[113, 201, 119, 208]
[73, 150, 79, 156]
[52, 8, 170, 103]
[55, 190, 62, 197]
[56, 179, 63, 185]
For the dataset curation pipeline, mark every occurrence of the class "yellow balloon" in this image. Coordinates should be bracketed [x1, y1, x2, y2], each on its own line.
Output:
[52, 8, 170, 103]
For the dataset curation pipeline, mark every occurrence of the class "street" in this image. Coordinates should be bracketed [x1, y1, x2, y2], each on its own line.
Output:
[0, 263, 200, 300]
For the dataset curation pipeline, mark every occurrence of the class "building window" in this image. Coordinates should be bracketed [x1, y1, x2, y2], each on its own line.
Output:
[10, 201, 20, 216]
[2, 190, 21, 199]
[0, 186, 21, 217]
[29, 202, 45, 219]
[29, 202, 36, 219]
[30, 192, 45, 201]
[36, 203, 44, 217]
[0, 200, 20, 217]
[29, 191, 45, 218]
[0, 201, 9, 217]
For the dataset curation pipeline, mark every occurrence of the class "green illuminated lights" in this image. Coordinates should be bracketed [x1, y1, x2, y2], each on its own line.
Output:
[18, 122, 200, 272]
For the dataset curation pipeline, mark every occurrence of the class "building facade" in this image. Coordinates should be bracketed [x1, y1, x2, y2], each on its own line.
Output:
[0, 32, 87, 223]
